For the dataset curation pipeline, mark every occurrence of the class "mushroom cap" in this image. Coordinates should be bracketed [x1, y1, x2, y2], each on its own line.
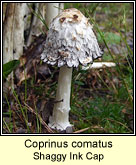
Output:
[41, 8, 103, 67]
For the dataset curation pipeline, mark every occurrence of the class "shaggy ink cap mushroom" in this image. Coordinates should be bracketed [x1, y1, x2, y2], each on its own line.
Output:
[41, 8, 103, 67]
[41, 8, 103, 130]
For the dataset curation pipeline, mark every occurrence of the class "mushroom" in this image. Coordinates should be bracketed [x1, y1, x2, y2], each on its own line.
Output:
[41, 8, 103, 130]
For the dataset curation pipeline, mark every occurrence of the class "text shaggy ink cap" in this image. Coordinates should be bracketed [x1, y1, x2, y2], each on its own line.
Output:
[41, 8, 103, 67]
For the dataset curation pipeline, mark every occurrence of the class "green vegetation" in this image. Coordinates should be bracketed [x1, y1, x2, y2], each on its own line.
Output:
[3, 60, 20, 80]
[3, 3, 133, 134]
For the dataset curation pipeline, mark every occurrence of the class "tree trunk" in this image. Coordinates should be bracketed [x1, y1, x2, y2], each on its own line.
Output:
[13, 3, 25, 60]
[46, 3, 64, 25]
[3, 3, 25, 89]
[3, 3, 15, 64]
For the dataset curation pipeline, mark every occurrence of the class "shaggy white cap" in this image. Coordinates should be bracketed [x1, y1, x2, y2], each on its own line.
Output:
[41, 8, 103, 67]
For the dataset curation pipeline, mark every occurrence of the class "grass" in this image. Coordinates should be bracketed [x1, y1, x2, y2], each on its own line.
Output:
[69, 3, 133, 133]
[71, 86, 132, 133]
[3, 3, 133, 134]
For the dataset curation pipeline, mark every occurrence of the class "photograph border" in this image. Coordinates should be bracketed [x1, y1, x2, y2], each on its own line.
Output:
[1, 0, 135, 136]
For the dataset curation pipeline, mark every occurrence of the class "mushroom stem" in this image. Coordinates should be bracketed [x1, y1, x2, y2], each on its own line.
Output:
[48, 66, 73, 130]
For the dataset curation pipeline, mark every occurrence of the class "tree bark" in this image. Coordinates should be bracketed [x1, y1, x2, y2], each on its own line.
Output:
[46, 3, 60, 25]
[13, 3, 25, 60]
[3, 3, 15, 64]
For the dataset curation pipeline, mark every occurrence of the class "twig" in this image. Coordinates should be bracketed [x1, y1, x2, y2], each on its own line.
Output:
[3, 118, 11, 133]
[73, 125, 106, 133]
[82, 62, 116, 70]
[23, 102, 54, 133]
[73, 127, 90, 133]
[3, 127, 10, 133]
[106, 118, 132, 132]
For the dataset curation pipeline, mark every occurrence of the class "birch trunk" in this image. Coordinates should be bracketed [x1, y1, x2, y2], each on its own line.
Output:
[3, 3, 15, 64]
[13, 3, 25, 60]
[3, 3, 15, 89]
[46, 3, 60, 25]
